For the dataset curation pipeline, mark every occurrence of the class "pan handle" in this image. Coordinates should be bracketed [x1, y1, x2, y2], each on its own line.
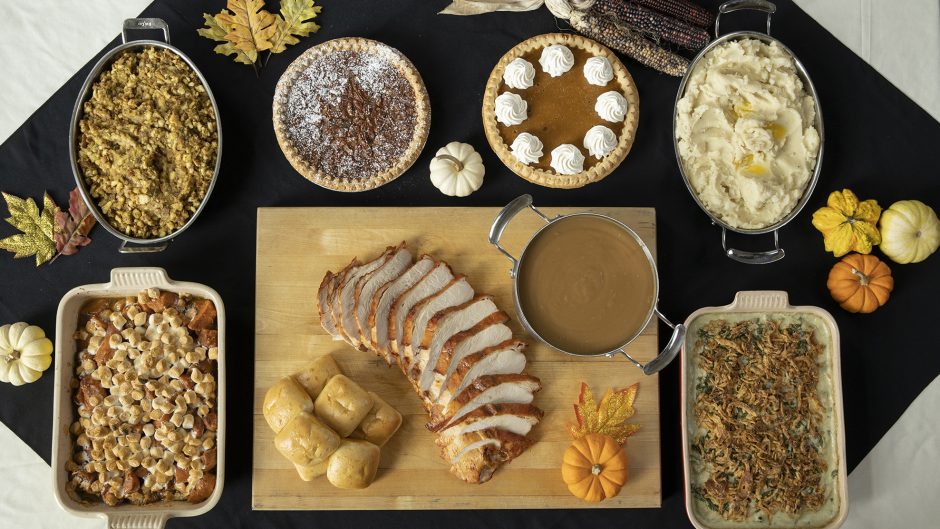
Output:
[722, 227, 785, 264]
[119, 240, 170, 253]
[122, 18, 170, 44]
[488, 194, 552, 277]
[618, 309, 685, 375]
[715, 0, 776, 38]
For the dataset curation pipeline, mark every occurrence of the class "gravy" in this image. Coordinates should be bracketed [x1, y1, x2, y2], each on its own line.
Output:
[517, 215, 655, 355]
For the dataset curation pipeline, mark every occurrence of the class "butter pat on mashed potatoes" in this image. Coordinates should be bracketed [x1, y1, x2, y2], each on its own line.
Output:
[675, 38, 820, 229]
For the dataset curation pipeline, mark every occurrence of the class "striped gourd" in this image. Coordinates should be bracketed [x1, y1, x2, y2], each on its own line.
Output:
[570, 9, 689, 76]
[632, 0, 714, 28]
[591, 0, 711, 50]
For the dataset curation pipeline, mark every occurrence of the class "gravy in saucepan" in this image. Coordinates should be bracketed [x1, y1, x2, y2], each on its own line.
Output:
[517, 215, 655, 355]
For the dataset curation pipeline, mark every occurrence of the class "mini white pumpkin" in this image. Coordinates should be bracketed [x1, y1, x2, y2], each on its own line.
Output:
[429, 142, 485, 197]
[879, 200, 940, 264]
[0, 322, 53, 386]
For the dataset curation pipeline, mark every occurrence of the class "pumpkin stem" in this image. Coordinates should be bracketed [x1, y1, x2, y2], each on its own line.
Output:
[435, 154, 464, 172]
[850, 266, 870, 286]
[591, 463, 602, 476]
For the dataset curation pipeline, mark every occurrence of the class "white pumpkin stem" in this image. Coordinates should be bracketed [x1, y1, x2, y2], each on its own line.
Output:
[435, 154, 464, 172]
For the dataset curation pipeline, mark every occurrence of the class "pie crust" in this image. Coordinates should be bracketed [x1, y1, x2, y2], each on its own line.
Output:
[273, 38, 431, 192]
[482, 33, 640, 189]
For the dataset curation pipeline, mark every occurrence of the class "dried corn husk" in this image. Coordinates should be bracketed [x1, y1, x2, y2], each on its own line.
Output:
[589, 0, 710, 50]
[439, 0, 543, 15]
[633, 0, 714, 28]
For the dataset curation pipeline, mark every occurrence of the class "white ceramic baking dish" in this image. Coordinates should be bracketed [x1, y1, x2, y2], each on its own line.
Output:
[681, 291, 847, 529]
[51, 267, 225, 529]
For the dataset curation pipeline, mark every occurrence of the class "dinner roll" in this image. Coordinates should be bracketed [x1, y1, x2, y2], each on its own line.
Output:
[263, 376, 314, 433]
[350, 392, 402, 446]
[294, 354, 343, 398]
[274, 412, 341, 467]
[294, 459, 329, 481]
[314, 375, 373, 437]
[326, 439, 381, 489]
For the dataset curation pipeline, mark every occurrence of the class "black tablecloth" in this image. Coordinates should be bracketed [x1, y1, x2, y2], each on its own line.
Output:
[1, 0, 938, 527]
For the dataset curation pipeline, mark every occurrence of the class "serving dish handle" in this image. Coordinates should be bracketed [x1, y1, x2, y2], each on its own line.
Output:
[715, 0, 776, 38]
[488, 194, 553, 277]
[122, 18, 170, 44]
[721, 227, 785, 264]
[107, 513, 168, 529]
[118, 240, 170, 254]
[620, 308, 686, 375]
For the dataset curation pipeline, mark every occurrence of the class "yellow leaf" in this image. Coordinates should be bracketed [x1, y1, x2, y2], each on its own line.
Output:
[270, 0, 322, 54]
[198, 12, 256, 65]
[0, 192, 59, 266]
[218, 0, 278, 57]
[570, 383, 641, 446]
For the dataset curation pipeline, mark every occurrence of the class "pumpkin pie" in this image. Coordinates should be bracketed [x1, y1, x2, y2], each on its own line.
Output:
[482, 33, 639, 189]
[273, 38, 431, 192]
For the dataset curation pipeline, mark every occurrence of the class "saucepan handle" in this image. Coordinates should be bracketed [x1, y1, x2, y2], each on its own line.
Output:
[119, 240, 170, 254]
[715, 0, 776, 38]
[618, 309, 685, 375]
[122, 18, 170, 44]
[722, 228, 785, 264]
[488, 194, 552, 277]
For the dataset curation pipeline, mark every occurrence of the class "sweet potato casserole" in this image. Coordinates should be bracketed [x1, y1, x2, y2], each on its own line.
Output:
[66, 288, 218, 505]
[688, 316, 841, 527]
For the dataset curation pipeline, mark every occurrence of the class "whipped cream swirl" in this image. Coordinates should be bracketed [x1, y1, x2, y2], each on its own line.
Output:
[550, 144, 585, 175]
[503, 58, 535, 90]
[595, 91, 628, 122]
[495, 92, 528, 126]
[510, 132, 543, 165]
[583, 56, 613, 86]
[539, 45, 574, 77]
[583, 125, 617, 159]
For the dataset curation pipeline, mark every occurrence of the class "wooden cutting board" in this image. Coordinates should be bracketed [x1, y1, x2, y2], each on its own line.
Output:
[253, 206, 661, 510]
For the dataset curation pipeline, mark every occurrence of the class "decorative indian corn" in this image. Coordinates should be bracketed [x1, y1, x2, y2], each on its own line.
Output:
[632, 0, 714, 28]
[570, 9, 689, 76]
[590, 0, 711, 50]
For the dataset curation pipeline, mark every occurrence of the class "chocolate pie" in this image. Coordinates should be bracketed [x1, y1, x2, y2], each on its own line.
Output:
[273, 38, 430, 192]
[482, 33, 640, 189]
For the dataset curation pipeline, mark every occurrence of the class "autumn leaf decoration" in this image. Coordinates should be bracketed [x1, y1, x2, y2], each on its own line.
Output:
[570, 382, 641, 446]
[199, 0, 322, 74]
[0, 187, 96, 266]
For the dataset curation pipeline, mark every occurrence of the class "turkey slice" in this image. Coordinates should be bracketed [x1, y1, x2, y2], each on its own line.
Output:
[326, 259, 360, 342]
[368, 256, 435, 364]
[399, 276, 473, 374]
[316, 271, 338, 337]
[436, 403, 543, 447]
[443, 429, 534, 484]
[425, 313, 512, 403]
[436, 340, 528, 408]
[353, 244, 412, 352]
[388, 262, 453, 358]
[427, 374, 541, 432]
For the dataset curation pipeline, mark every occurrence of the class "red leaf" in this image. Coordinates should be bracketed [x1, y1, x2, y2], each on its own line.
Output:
[53, 187, 95, 258]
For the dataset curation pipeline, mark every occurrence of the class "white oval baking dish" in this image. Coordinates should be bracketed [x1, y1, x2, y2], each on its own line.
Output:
[51, 267, 225, 529]
[681, 291, 847, 529]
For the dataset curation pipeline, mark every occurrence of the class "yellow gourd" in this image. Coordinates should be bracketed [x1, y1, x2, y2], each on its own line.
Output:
[812, 189, 882, 257]
[879, 200, 940, 264]
[561, 433, 629, 502]
[0, 322, 53, 386]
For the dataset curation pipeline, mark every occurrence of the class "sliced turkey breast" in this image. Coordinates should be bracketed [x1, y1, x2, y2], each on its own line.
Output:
[327, 259, 360, 342]
[368, 256, 435, 364]
[388, 262, 453, 357]
[411, 296, 499, 392]
[334, 246, 395, 347]
[425, 314, 512, 403]
[427, 374, 541, 431]
[399, 276, 473, 373]
[442, 429, 533, 484]
[353, 244, 411, 351]
[436, 403, 543, 447]
[437, 340, 528, 407]
[317, 271, 338, 337]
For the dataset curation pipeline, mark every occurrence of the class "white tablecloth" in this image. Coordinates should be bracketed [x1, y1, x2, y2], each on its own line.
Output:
[0, 1, 937, 528]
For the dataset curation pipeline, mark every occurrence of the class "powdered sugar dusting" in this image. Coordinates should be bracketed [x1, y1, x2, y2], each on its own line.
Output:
[282, 47, 418, 181]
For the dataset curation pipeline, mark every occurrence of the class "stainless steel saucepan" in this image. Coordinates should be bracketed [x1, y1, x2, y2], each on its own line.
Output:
[489, 194, 684, 375]
[673, 0, 824, 264]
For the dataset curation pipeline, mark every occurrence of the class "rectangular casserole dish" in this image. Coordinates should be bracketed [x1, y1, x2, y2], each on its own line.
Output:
[52, 267, 225, 529]
[681, 291, 847, 529]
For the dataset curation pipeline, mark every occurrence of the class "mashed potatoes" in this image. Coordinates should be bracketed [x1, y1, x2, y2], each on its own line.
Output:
[675, 38, 820, 229]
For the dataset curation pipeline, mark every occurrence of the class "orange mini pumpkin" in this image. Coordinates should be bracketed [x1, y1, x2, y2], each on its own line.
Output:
[827, 253, 894, 313]
[561, 433, 629, 502]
